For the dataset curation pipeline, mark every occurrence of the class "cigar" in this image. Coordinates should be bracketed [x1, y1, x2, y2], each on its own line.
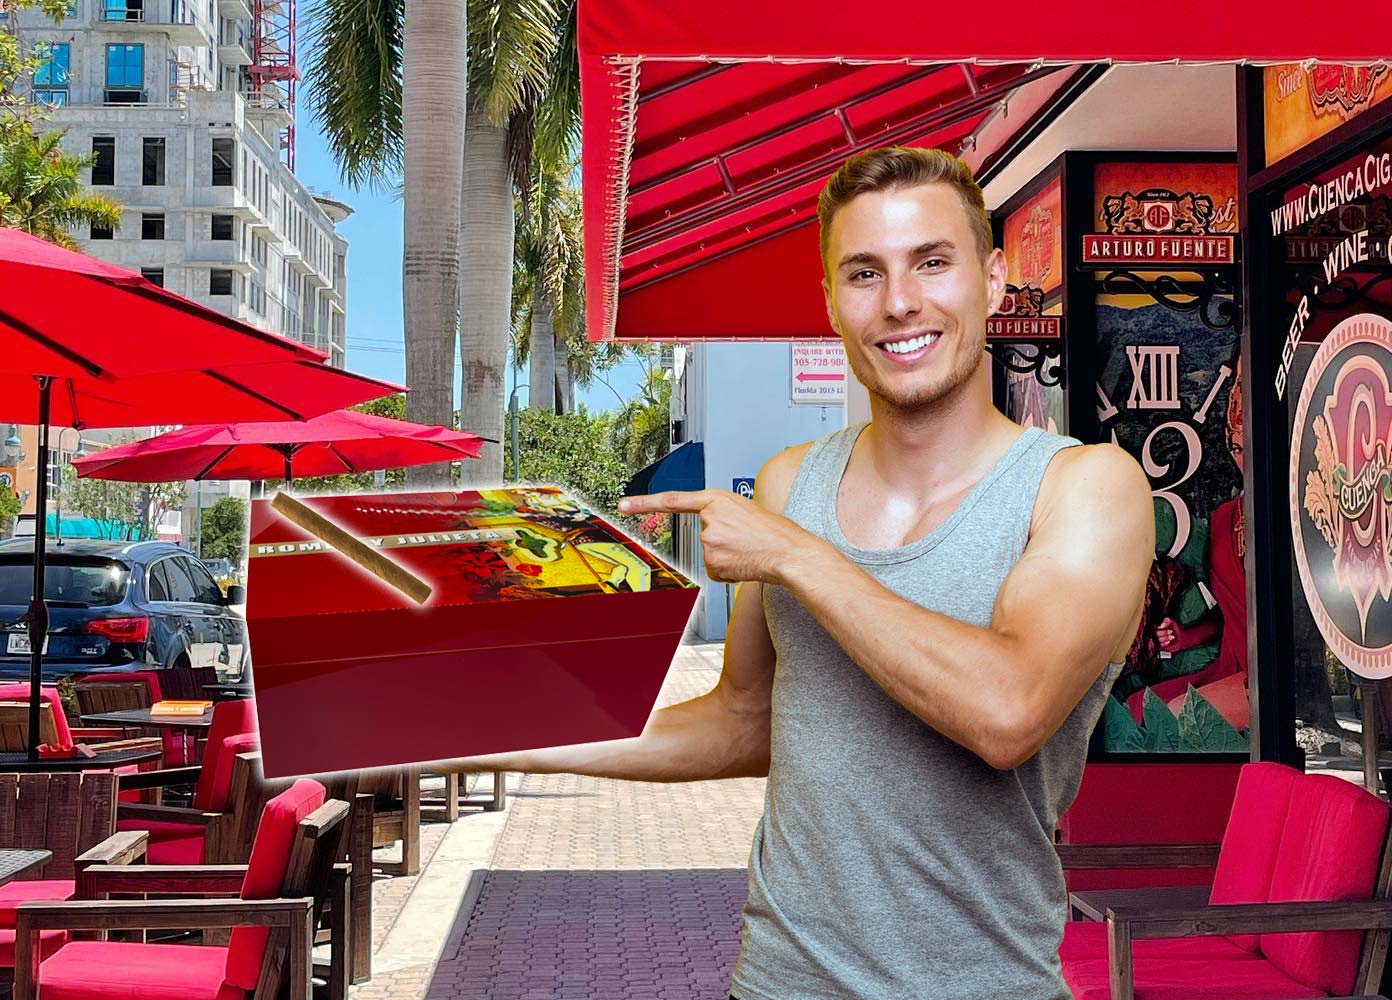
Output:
[271, 492, 433, 605]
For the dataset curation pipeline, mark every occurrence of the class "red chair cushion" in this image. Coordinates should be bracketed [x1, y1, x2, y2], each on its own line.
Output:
[1062, 955, 1326, 1000]
[193, 700, 258, 811]
[1259, 772, 1390, 995]
[0, 683, 73, 750]
[115, 817, 205, 865]
[0, 927, 67, 969]
[222, 778, 325, 991]
[206, 732, 260, 814]
[1059, 921, 1251, 963]
[35, 940, 227, 1000]
[0, 879, 75, 928]
[1209, 761, 1300, 951]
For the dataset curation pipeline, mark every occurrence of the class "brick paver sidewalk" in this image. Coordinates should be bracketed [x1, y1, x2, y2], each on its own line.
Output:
[355, 641, 767, 1000]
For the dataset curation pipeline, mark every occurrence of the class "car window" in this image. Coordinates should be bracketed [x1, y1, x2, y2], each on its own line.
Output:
[0, 556, 127, 606]
[160, 558, 199, 603]
[183, 558, 224, 605]
[147, 561, 170, 602]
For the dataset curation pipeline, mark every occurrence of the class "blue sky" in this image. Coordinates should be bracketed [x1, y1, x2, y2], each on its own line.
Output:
[291, 39, 648, 417]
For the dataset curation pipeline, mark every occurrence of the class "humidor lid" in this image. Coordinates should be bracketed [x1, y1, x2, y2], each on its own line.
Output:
[246, 486, 696, 618]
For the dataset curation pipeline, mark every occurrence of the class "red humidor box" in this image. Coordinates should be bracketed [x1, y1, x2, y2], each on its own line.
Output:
[246, 487, 698, 779]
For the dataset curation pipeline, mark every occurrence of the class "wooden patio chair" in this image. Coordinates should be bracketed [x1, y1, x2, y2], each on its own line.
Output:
[433, 767, 507, 819]
[113, 699, 258, 863]
[12, 779, 352, 1000]
[73, 672, 195, 767]
[0, 702, 60, 752]
[1057, 761, 1392, 1000]
[71, 678, 149, 716]
[224, 750, 376, 985]
[356, 766, 421, 876]
[0, 772, 148, 984]
[0, 699, 159, 757]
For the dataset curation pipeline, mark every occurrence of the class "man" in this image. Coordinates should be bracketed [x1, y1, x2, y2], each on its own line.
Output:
[449, 146, 1154, 999]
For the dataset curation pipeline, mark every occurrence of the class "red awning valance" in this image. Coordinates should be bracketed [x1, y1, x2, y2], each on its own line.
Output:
[579, 0, 1392, 342]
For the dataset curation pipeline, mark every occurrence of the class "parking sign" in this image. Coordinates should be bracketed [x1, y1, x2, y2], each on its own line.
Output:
[732, 478, 755, 499]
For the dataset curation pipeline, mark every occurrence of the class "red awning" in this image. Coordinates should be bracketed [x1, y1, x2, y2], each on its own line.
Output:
[579, 0, 1392, 342]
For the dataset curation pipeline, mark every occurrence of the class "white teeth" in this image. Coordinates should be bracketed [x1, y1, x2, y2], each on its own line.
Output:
[883, 333, 938, 354]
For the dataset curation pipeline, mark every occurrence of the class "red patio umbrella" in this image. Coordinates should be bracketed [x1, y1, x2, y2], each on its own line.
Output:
[0, 227, 403, 758]
[73, 410, 488, 485]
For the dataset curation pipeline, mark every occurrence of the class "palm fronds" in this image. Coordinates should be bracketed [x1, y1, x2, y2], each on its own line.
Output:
[304, 0, 405, 189]
[0, 124, 122, 247]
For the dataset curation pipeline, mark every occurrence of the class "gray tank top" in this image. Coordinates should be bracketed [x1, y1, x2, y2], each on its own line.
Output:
[729, 421, 1124, 1000]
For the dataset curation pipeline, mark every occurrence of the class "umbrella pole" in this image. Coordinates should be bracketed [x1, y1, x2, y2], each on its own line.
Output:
[27, 377, 52, 761]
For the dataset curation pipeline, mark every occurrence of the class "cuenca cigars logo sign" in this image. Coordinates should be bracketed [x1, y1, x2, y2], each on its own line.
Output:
[1082, 187, 1236, 264]
[1292, 313, 1392, 679]
[1309, 64, 1389, 121]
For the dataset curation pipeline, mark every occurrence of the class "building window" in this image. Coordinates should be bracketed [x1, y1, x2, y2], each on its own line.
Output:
[141, 137, 164, 185]
[104, 43, 144, 103]
[90, 221, 113, 240]
[211, 137, 234, 186]
[90, 137, 115, 185]
[140, 267, 164, 288]
[211, 214, 234, 240]
[141, 212, 164, 239]
[105, 43, 143, 87]
[102, 0, 144, 21]
[33, 42, 69, 106]
[209, 269, 233, 295]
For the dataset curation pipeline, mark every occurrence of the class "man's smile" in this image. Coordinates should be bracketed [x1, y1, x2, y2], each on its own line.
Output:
[875, 329, 942, 363]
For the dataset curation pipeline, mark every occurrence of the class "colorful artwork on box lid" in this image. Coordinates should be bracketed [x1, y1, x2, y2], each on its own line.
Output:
[248, 487, 694, 615]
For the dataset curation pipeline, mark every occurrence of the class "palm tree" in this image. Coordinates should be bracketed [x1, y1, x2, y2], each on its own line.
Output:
[610, 350, 672, 470]
[0, 125, 121, 248]
[308, 0, 467, 488]
[458, 0, 573, 481]
[510, 167, 625, 415]
[512, 160, 580, 412]
[309, 0, 576, 484]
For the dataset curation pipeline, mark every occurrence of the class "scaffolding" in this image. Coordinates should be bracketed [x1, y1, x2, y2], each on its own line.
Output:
[247, 0, 297, 167]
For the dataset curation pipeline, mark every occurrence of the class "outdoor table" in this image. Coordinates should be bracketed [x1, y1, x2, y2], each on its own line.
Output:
[0, 849, 51, 886]
[0, 747, 161, 772]
[1068, 884, 1212, 922]
[80, 708, 215, 730]
[81, 708, 214, 767]
[203, 682, 254, 700]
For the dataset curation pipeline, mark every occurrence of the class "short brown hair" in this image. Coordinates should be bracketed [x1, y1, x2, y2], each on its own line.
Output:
[817, 146, 992, 271]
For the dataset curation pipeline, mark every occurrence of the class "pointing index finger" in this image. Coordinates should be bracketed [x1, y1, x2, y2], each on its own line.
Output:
[618, 490, 714, 515]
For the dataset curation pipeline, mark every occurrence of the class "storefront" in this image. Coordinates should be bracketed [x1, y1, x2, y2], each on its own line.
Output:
[575, 0, 1392, 871]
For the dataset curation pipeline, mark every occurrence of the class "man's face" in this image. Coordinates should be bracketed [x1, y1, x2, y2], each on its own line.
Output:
[822, 182, 1006, 412]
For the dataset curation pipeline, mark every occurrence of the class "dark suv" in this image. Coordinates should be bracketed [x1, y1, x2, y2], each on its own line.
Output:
[0, 539, 248, 691]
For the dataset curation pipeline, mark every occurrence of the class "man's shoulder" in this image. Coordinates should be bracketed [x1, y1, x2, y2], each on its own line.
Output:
[1034, 440, 1152, 530]
[755, 441, 817, 515]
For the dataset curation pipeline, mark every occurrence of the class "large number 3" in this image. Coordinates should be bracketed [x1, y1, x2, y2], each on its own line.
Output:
[1136, 420, 1204, 558]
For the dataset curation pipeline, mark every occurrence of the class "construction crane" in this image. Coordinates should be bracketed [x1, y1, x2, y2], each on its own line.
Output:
[247, 0, 297, 167]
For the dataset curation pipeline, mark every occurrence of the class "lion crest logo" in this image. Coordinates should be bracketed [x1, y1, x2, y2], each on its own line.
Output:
[1101, 188, 1218, 235]
[997, 284, 1044, 318]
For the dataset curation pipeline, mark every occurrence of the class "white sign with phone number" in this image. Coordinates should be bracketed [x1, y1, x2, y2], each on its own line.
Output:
[790, 343, 846, 405]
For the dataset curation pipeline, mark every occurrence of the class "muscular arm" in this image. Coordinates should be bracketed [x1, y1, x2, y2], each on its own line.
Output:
[776, 444, 1153, 770]
[436, 445, 807, 782]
